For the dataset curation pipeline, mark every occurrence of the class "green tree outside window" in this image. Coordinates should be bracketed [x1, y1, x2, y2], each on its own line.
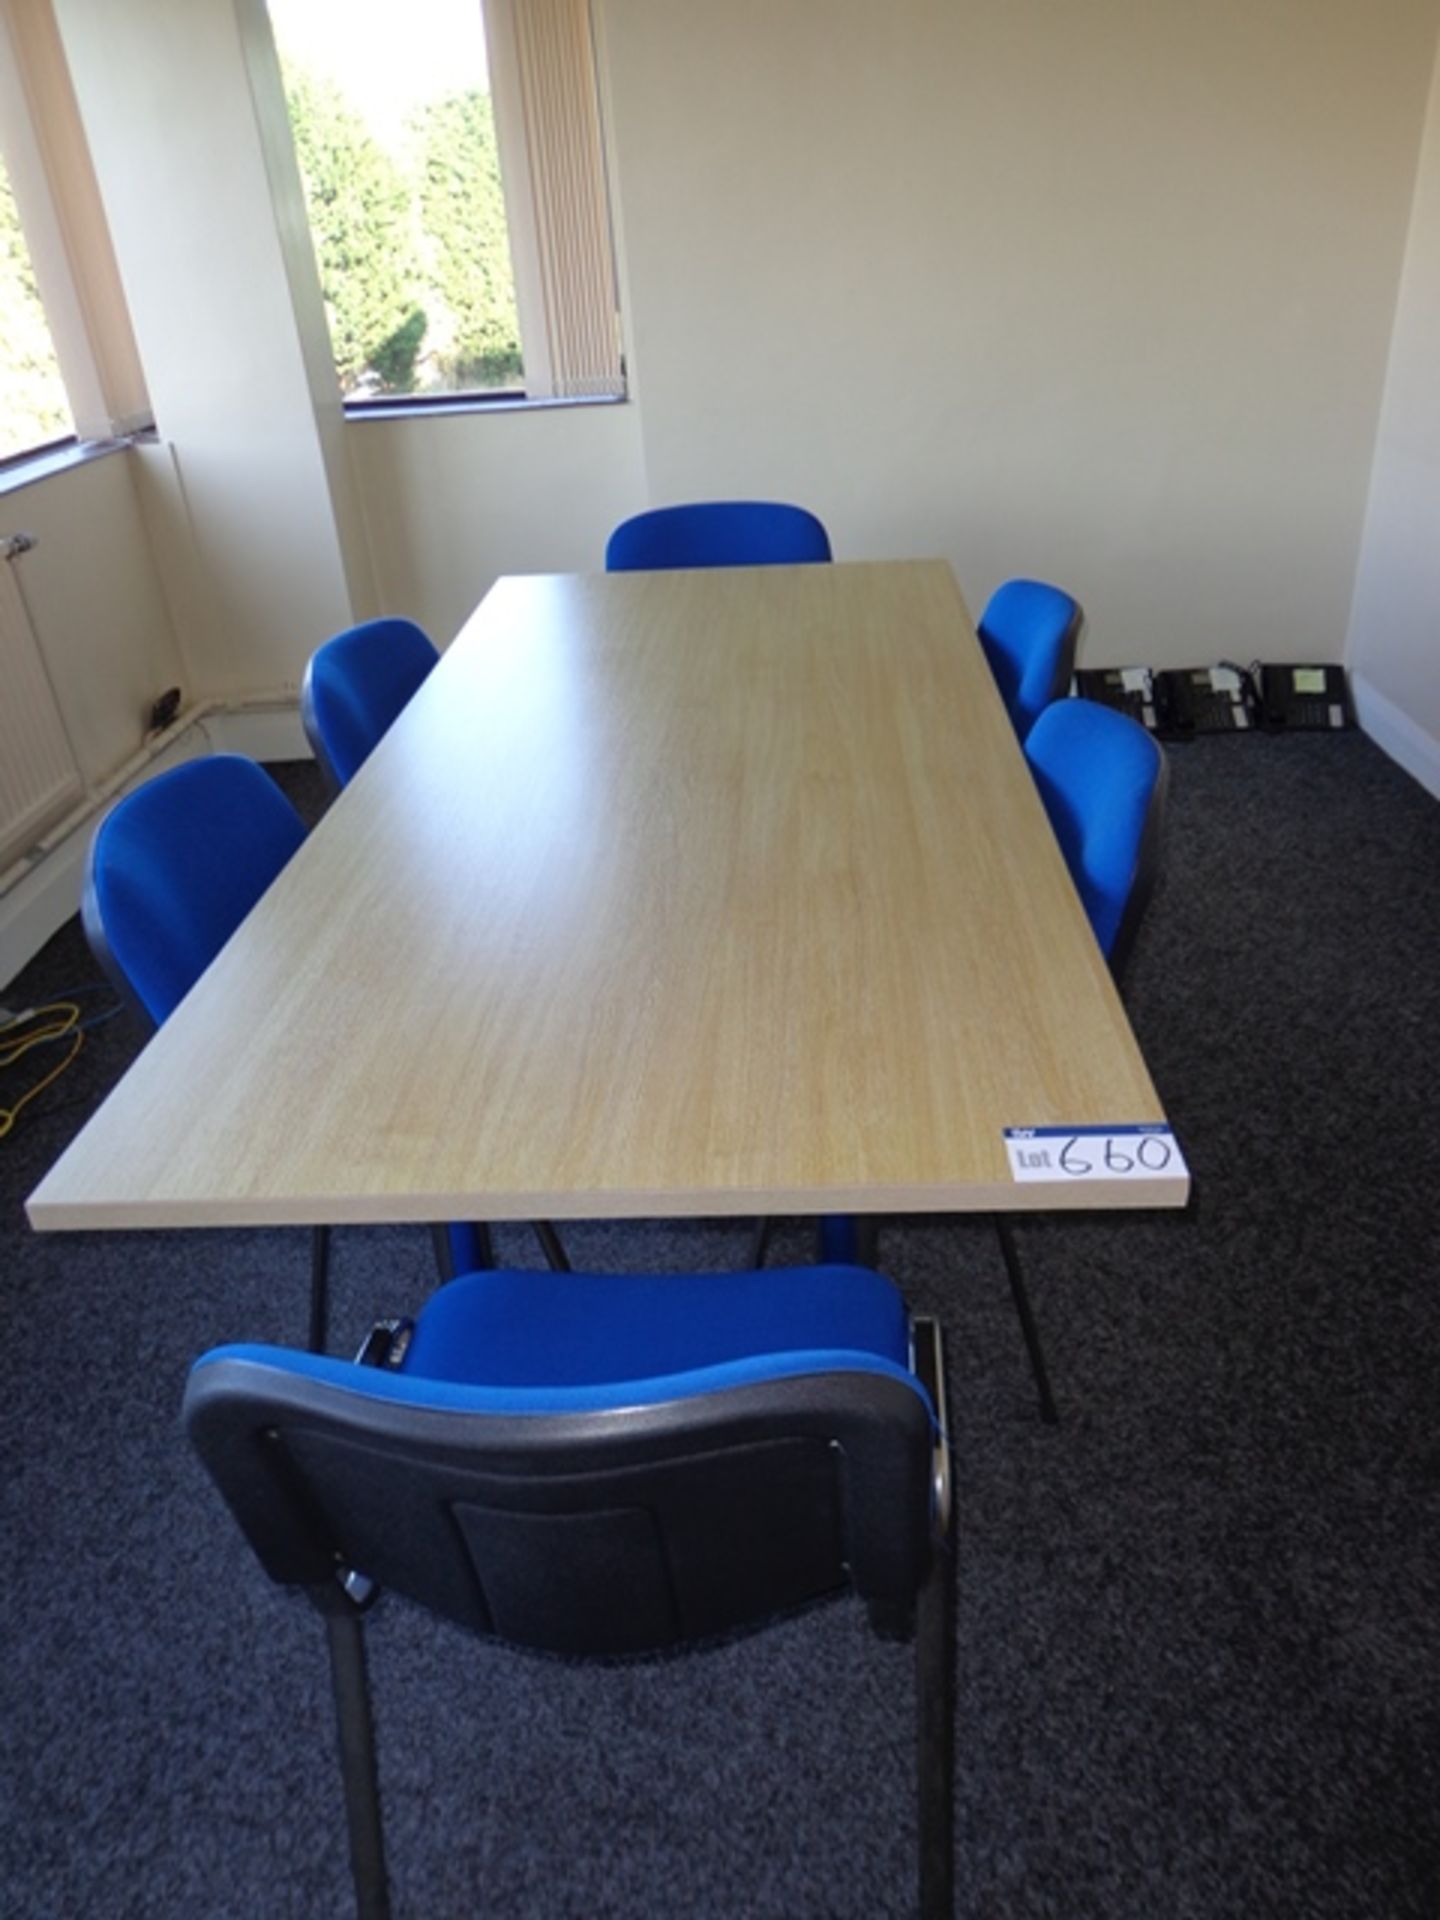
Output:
[415, 91, 522, 390]
[285, 67, 428, 394]
[0, 164, 72, 460]
[282, 60, 524, 400]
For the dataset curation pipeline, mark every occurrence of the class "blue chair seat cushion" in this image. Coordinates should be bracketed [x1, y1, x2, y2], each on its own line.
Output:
[196, 1264, 925, 1419]
[402, 1261, 908, 1385]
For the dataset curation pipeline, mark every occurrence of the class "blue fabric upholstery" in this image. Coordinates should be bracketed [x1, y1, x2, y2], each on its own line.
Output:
[819, 1216, 861, 1263]
[1024, 696, 1166, 960]
[605, 501, 832, 571]
[445, 1228, 491, 1274]
[403, 1261, 910, 1384]
[301, 617, 439, 788]
[192, 1262, 924, 1417]
[977, 578, 1083, 740]
[445, 1224, 488, 1275]
[83, 756, 305, 1026]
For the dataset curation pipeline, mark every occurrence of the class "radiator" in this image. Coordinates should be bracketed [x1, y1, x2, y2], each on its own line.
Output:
[0, 537, 84, 872]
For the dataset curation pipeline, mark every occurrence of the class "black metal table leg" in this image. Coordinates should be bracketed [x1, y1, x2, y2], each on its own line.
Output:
[994, 1216, 1059, 1424]
[308, 1226, 331, 1353]
[532, 1220, 571, 1271]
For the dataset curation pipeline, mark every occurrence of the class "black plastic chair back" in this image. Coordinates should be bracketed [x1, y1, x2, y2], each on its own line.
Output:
[184, 1320, 953, 1916]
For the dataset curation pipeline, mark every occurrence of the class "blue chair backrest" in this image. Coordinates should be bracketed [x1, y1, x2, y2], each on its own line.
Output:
[977, 578, 1083, 740]
[1024, 697, 1168, 977]
[82, 755, 306, 1027]
[185, 1264, 938, 1654]
[301, 617, 439, 789]
[605, 500, 832, 572]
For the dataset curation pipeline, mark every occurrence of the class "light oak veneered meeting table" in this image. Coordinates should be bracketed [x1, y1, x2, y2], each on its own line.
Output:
[27, 560, 1188, 1237]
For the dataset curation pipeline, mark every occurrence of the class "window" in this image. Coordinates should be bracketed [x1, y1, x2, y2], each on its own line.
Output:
[0, 148, 70, 461]
[268, 0, 624, 408]
[0, 0, 150, 464]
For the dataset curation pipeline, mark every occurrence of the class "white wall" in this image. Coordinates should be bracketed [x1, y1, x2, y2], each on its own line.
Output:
[52, 0, 362, 697]
[0, 444, 198, 988]
[347, 402, 647, 643]
[3, 451, 184, 785]
[13, 0, 1440, 779]
[1345, 31, 1440, 796]
[42, 0, 1440, 689]
[599, 0, 1440, 665]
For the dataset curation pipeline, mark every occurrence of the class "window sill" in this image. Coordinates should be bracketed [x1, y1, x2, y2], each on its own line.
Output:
[344, 392, 627, 424]
[0, 434, 134, 499]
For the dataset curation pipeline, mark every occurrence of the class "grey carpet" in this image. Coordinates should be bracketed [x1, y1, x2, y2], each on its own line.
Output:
[1, 735, 1436, 1918]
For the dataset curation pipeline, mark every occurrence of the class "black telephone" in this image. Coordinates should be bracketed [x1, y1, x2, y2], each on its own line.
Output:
[1075, 662, 1350, 738]
[1153, 663, 1259, 738]
[1258, 664, 1350, 731]
[1072, 663, 1257, 737]
[1071, 666, 1166, 733]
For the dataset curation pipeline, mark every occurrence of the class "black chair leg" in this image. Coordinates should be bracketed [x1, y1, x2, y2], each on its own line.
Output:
[916, 1533, 956, 1919]
[993, 1217, 1059, 1424]
[308, 1227, 331, 1354]
[748, 1218, 775, 1269]
[323, 1609, 390, 1920]
[532, 1221, 571, 1272]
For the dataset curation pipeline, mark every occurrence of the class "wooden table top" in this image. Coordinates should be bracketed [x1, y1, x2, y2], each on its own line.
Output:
[28, 561, 1187, 1231]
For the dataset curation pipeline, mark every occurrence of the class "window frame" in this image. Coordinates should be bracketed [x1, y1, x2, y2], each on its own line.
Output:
[268, 0, 627, 421]
[0, 0, 151, 467]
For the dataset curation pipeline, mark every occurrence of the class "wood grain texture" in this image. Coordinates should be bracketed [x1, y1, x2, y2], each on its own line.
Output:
[29, 562, 1187, 1230]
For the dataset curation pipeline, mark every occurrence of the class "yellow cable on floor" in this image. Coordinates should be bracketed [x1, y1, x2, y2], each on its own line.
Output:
[0, 1002, 84, 1138]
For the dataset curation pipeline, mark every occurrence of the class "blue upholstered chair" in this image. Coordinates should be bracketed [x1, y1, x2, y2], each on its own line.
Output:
[81, 756, 491, 1350]
[978, 697, 1171, 1422]
[605, 500, 832, 571]
[185, 1261, 954, 1920]
[976, 579, 1083, 741]
[84, 755, 305, 1032]
[300, 617, 439, 792]
[1023, 696, 1169, 982]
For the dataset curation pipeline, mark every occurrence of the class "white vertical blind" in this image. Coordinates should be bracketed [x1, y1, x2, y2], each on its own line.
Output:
[487, 0, 623, 400]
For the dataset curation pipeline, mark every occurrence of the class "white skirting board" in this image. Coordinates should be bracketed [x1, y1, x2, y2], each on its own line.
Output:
[0, 703, 311, 989]
[1352, 671, 1440, 803]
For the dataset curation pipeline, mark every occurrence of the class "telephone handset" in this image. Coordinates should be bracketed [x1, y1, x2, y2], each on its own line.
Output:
[1259, 664, 1350, 731]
